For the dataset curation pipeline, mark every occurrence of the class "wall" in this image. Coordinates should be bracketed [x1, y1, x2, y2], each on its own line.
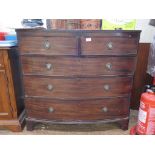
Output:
[136, 19, 155, 43]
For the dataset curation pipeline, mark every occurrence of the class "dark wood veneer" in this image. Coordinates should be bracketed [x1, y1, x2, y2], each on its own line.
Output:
[23, 76, 133, 99]
[25, 97, 130, 121]
[21, 56, 137, 76]
[19, 36, 78, 55]
[16, 29, 141, 131]
[81, 37, 138, 55]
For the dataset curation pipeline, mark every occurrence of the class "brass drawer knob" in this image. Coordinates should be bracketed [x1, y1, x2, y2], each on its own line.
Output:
[107, 42, 113, 50]
[40, 124, 47, 130]
[48, 107, 54, 113]
[0, 64, 2, 67]
[128, 34, 132, 38]
[43, 40, 51, 49]
[105, 62, 112, 70]
[101, 107, 108, 112]
[47, 84, 53, 91]
[104, 84, 110, 91]
[46, 63, 52, 70]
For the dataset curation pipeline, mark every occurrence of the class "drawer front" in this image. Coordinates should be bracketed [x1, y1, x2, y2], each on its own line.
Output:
[21, 56, 136, 76]
[19, 36, 78, 55]
[25, 97, 130, 121]
[24, 76, 133, 99]
[81, 37, 138, 55]
[0, 52, 4, 69]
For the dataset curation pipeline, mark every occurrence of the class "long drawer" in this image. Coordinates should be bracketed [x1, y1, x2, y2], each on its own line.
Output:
[21, 56, 136, 76]
[18, 36, 78, 55]
[25, 97, 130, 121]
[23, 76, 133, 99]
[81, 36, 138, 55]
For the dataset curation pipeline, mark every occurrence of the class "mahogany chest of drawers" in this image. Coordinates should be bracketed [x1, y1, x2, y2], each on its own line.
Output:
[16, 29, 141, 131]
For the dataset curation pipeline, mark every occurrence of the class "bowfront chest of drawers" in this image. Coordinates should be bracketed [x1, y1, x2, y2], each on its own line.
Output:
[16, 29, 141, 131]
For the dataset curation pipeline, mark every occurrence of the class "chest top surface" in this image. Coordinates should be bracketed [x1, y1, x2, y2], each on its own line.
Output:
[16, 29, 141, 37]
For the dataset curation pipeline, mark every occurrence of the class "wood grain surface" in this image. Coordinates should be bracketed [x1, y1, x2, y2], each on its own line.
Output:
[25, 97, 130, 121]
[0, 52, 4, 69]
[81, 37, 138, 55]
[21, 56, 137, 76]
[16, 29, 141, 131]
[23, 76, 133, 99]
[19, 36, 78, 55]
[0, 70, 13, 119]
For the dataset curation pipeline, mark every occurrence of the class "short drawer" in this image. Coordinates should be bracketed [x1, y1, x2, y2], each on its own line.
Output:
[24, 76, 133, 99]
[21, 56, 136, 76]
[0, 53, 4, 69]
[18, 36, 78, 55]
[25, 97, 130, 121]
[81, 37, 138, 55]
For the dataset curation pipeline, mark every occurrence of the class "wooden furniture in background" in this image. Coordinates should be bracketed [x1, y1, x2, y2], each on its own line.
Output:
[131, 43, 153, 109]
[46, 19, 80, 30]
[16, 29, 140, 131]
[46, 19, 101, 30]
[80, 19, 101, 30]
[0, 47, 25, 132]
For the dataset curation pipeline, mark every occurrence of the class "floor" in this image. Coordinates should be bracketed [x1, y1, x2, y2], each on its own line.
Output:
[0, 110, 138, 135]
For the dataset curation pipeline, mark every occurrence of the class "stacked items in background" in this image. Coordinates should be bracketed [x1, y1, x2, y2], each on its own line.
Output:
[102, 19, 136, 30]
[0, 31, 17, 47]
[46, 19, 136, 30]
[47, 19, 81, 29]
[21, 19, 44, 28]
[46, 19, 101, 30]
[0, 32, 7, 40]
[0, 31, 17, 42]
[80, 19, 101, 30]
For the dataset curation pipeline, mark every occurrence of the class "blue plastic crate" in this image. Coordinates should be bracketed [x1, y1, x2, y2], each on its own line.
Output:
[5, 34, 17, 41]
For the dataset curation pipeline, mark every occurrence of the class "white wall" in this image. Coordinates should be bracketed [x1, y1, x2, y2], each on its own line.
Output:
[136, 19, 155, 43]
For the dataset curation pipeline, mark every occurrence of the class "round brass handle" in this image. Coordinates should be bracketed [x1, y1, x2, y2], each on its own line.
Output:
[47, 84, 53, 91]
[48, 107, 54, 113]
[46, 63, 52, 70]
[105, 62, 112, 70]
[43, 40, 51, 49]
[128, 34, 132, 38]
[101, 107, 108, 112]
[40, 124, 46, 130]
[103, 84, 110, 91]
[0, 64, 2, 67]
[107, 42, 113, 50]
